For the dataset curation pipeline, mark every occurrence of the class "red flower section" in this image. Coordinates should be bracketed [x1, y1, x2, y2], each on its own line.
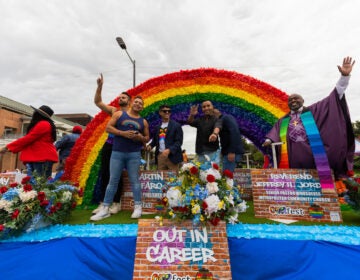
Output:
[78, 188, 84, 197]
[49, 205, 57, 214]
[55, 202, 62, 210]
[223, 169, 234, 179]
[37, 192, 46, 201]
[209, 217, 220, 226]
[71, 201, 77, 209]
[23, 184, 33, 192]
[212, 163, 219, 170]
[21, 176, 31, 184]
[0, 224, 4, 231]
[40, 200, 49, 207]
[11, 209, 20, 219]
[202, 201, 208, 210]
[206, 174, 216, 183]
[190, 166, 198, 175]
[9, 182, 18, 188]
[0, 186, 8, 194]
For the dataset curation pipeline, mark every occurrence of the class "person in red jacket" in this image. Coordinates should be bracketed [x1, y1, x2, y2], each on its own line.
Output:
[0, 105, 58, 179]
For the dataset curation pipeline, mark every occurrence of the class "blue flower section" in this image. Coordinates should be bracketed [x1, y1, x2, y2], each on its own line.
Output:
[2, 188, 19, 201]
[54, 185, 77, 192]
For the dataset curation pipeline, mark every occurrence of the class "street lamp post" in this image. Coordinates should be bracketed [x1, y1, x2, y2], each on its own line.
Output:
[116, 37, 136, 88]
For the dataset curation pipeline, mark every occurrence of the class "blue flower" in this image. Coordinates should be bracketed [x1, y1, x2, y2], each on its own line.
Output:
[2, 188, 19, 201]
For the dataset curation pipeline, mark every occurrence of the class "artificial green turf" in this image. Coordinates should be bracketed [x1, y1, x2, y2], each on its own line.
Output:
[63, 202, 360, 226]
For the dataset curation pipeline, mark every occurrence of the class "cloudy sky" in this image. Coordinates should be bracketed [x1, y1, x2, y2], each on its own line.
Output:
[2, 0, 360, 153]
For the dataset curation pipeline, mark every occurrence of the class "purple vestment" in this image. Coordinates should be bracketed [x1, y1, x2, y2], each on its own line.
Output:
[266, 88, 355, 178]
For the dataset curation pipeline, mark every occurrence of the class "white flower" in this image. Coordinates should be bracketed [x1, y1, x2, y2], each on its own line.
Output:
[225, 194, 235, 206]
[180, 163, 195, 172]
[166, 187, 182, 207]
[226, 178, 234, 187]
[200, 168, 221, 182]
[204, 194, 220, 215]
[206, 182, 219, 194]
[236, 201, 248, 213]
[0, 199, 13, 212]
[18, 190, 37, 202]
[61, 191, 73, 202]
[227, 213, 239, 224]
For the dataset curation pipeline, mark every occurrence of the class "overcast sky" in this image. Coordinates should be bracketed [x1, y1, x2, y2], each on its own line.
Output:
[2, 0, 360, 153]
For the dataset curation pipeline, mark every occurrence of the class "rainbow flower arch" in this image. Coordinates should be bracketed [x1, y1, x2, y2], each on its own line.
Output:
[63, 68, 289, 204]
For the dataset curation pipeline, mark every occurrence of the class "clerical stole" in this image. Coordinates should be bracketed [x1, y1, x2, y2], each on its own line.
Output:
[279, 111, 334, 190]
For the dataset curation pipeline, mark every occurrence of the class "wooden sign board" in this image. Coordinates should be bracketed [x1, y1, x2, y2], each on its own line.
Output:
[233, 168, 252, 200]
[251, 169, 342, 223]
[133, 219, 232, 280]
[121, 171, 177, 212]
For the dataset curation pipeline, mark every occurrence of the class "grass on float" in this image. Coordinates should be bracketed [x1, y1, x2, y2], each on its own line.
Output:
[64, 202, 360, 226]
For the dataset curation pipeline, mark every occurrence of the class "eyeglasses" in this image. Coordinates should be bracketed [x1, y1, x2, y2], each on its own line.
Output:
[161, 110, 171, 113]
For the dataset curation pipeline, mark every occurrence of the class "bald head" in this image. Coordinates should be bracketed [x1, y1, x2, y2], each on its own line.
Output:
[288, 94, 304, 112]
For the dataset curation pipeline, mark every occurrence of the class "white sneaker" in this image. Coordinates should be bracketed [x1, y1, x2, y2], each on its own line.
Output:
[109, 202, 121, 214]
[90, 206, 110, 221]
[131, 205, 142, 219]
[92, 203, 103, 215]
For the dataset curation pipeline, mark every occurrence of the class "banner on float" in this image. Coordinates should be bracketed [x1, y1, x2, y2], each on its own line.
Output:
[133, 219, 232, 280]
[251, 169, 342, 223]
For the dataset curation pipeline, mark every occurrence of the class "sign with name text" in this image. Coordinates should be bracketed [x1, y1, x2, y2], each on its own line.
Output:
[251, 169, 342, 223]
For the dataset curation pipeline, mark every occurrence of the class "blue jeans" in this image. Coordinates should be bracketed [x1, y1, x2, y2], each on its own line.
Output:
[222, 154, 242, 173]
[103, 151, 142, 206]
[26, 162, 54, 179]
[197, 150, 221, 165]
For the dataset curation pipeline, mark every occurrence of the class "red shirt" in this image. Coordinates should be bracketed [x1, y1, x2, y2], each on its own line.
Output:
[7, 120, 58, 163]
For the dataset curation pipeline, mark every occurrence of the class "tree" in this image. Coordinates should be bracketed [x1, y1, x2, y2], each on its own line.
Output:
[352, 121, 360, 138]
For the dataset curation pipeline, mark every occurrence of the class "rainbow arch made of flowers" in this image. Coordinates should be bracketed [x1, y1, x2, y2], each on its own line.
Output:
[62, 68, 289, 203]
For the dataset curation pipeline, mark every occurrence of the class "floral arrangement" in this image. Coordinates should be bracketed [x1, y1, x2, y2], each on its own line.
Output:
[336, 177, 360, 211]
[159, 160, 247, 226]
[0, 176, 82, 239]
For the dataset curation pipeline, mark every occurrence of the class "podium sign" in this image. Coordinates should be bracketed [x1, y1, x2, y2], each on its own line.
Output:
[121, 171, 176, 212]
[233, 169, 252, 200]
[251, 169, 342, 223]
[133, 219, 232, 280]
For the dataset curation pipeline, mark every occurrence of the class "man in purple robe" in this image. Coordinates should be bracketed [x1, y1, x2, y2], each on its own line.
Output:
[263, 57, 355, 179]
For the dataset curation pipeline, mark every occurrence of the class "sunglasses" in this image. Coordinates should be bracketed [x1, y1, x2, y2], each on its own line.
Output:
[161, 110, 171, 113]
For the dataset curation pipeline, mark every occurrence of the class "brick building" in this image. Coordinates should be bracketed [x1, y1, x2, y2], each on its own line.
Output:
[0, 95, 90, 172]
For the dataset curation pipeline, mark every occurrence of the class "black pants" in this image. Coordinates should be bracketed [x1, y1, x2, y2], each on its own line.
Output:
[100, 142, 122, 203]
